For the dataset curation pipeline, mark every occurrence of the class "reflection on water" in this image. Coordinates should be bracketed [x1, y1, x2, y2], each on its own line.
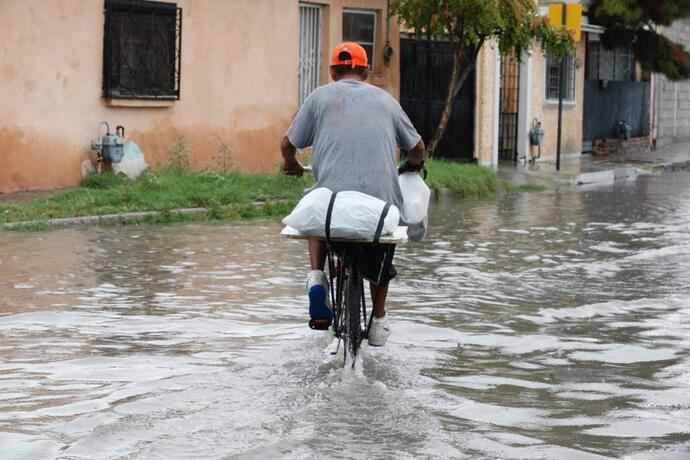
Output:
[1, 172, 689, 459]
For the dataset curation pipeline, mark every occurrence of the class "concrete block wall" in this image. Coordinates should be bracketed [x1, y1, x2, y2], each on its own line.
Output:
[655, 19, 690, 145]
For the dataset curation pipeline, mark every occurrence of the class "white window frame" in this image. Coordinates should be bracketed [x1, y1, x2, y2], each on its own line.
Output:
[342, 8, 377, 72]
[545, 54, 575, 103]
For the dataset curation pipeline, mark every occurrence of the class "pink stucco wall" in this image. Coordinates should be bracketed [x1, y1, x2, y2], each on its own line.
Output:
[0, 0, 399, 193]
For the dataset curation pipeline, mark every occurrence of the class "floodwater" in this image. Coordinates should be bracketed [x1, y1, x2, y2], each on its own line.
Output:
[1, 171, 690, 459]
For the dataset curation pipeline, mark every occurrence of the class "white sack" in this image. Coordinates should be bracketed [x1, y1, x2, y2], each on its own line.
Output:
[112, 141, 149, 179]
[283, 187, 400, 240]
[398, 171, 431, 225]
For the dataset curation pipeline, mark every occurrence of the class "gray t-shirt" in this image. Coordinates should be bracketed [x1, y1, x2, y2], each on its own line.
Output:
[286, 79, 421, 209]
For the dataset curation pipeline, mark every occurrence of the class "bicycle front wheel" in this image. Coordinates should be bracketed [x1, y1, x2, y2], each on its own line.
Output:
[343, 267, 362, 363]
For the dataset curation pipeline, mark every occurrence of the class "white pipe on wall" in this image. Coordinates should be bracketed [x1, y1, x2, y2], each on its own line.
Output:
[517, 52, 532, 161]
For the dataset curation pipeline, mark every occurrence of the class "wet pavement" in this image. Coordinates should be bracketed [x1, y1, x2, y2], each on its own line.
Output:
[501, 143, 690, 188]
[1, 171, 689, 459]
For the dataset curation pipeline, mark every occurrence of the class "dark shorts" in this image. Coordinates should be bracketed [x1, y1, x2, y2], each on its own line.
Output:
[330, 243, 397, 285]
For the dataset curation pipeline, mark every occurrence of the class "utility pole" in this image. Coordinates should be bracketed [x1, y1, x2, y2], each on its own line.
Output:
[556, 3, 566, 171]
[548, 2, 582, 171]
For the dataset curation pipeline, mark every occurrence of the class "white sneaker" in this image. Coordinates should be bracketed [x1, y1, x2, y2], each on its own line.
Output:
[368, 315, 391, 346]
[306, 270, 332, 323]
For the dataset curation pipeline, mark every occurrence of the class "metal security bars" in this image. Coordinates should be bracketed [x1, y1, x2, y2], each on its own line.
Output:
[299, 3, 322, 106]
[546, 54, 575, 101]
[586, 42, 634, 82]
[102, 0, 182, 100]
[499, 53, 520, 161]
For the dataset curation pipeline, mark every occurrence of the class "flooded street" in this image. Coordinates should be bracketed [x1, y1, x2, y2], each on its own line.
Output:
[1, 171, 689, 459]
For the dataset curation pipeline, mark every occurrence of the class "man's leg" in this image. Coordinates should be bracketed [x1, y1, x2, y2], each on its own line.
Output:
[309, 239, 327, 270]
[368, 281, 391, 346]
[307, 240, 331, 325]
[370, 282, 388, 318]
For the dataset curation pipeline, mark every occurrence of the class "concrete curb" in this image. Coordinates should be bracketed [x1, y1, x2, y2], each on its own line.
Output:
[573, 157, 689, 186]
[1, 208, 208, 231]
[576, 167, 640, 185]
[649, 159, 690, 172]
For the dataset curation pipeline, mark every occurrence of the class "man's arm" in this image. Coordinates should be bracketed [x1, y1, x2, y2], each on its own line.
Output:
[398, 140, 426, 174]
[408, 140, 425, 166]
[281, 136, 304, 177]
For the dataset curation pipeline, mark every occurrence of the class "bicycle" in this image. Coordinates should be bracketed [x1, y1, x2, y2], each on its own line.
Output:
[281, 212, 405, 367]
[323, 240, 397, 365]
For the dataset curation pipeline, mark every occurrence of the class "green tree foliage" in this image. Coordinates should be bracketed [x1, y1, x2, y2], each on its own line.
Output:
[590, 0, 690, 80]
[392, 0, 574, 156]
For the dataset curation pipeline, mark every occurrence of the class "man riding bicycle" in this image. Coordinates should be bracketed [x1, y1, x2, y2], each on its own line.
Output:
[281, 42, 424, 346]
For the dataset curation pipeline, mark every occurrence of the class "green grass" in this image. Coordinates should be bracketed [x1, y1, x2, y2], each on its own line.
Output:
[0, 168, 311, 225]
[504, 183, 547, 194]
[0, 161, 542, 229]
[425, 159, 504, 198]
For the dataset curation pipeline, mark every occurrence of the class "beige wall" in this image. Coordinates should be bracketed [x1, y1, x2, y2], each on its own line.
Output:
[0, 0, 399, 193]
[529, 40, 586, 159]
[315, 0, 400, 97]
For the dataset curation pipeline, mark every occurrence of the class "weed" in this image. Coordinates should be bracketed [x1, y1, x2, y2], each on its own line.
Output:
[169, 135, 191, 175]
[139, 169, 163, 191]
[212, 135, 234, 173]
[80, 172, 124, 189]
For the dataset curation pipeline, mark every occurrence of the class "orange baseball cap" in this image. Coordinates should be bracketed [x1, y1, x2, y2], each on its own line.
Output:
[331, 42, 368, 69]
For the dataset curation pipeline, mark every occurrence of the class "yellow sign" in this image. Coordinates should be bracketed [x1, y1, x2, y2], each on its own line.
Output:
[548, 3, 582, 42]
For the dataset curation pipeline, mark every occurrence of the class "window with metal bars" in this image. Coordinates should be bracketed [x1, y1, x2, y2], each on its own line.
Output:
[545, 54, 575, 101]
[102, 0, 182, 100]
[586, 42, 634, 81]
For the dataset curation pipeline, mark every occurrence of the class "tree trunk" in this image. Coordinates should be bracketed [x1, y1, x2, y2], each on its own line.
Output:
[426, 43, 476, 157]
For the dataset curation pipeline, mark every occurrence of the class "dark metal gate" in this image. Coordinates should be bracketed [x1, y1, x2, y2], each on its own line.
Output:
[499, 54, 520, 161]
[400, 38, 475, 160]
[582, 80, 650, 150]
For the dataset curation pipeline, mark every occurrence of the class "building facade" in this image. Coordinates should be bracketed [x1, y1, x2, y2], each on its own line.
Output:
[0, 0, 400, 193]
[472, 3, 590, 167]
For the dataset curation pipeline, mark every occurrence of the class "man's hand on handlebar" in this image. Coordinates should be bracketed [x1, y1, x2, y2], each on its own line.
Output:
[398, 139, 427, 177]
[280, 136, 304, 177]
[283, 159, 304, 177]
[398, 159, 424, 174]
[398, 159, 428, 180]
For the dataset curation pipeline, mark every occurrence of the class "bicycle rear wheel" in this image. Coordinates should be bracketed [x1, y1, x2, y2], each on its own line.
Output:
[343, 266, 363, 364]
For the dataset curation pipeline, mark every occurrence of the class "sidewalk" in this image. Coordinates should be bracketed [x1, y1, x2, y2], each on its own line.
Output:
[498, 140, 690, 186]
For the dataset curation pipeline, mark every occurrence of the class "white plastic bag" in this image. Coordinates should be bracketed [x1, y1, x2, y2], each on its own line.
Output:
[283, 187, 400, 240]
[112, 141, 149, 179]
[407, 215, 428, 242]
[398, 172, 430, 225]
